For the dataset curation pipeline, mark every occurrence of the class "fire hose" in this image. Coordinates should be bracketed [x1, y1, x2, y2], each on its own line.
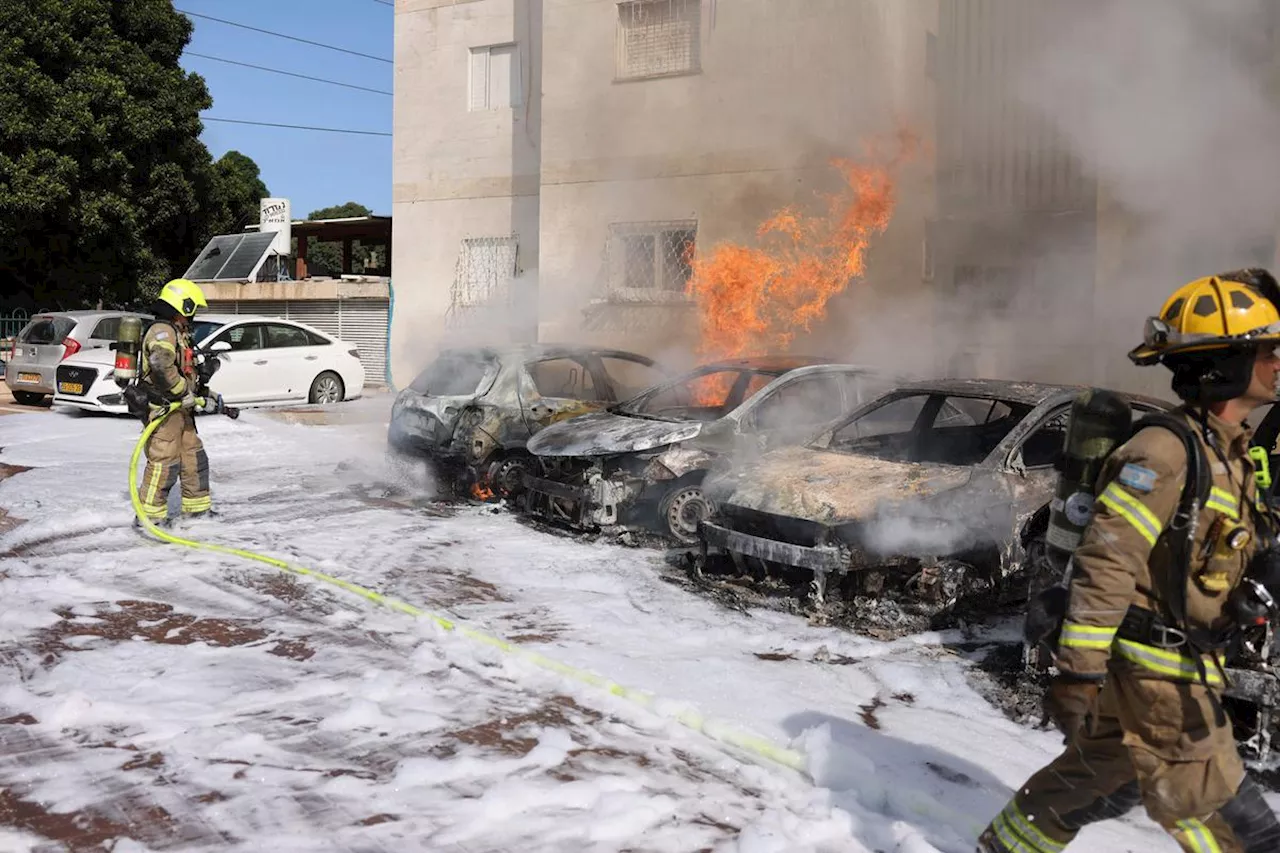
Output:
[128, 403, 811, 778]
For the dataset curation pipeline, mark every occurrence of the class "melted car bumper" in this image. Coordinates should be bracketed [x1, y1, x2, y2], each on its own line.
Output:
[699, 520, 848, 574]
[522, 472, 642, 527]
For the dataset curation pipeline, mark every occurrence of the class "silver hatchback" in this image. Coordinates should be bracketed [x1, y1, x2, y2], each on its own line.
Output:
[5, 311, 151, 406]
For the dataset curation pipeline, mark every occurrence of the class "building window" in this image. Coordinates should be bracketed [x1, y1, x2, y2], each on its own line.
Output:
[616, 0, 701, 81]
[448, 236, 518, 325]
[469, 44, 522, 111]
[604, 221, 697, 299]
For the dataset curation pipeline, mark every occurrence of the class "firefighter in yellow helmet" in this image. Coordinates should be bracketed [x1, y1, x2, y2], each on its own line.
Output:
[978, 269, 1280, 853]
[137, 278, 216, 524]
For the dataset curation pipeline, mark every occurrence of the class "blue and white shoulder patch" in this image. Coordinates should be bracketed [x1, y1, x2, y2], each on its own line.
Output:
[1118, 463, 1158, 494]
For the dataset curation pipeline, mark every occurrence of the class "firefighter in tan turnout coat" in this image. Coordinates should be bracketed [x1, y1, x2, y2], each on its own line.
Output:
[137, 278, 214, 524]
[978, 270, 1280, 853]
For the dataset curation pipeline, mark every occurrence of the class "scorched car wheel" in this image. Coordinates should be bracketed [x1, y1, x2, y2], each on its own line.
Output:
[488, 455, 533, 499]
[660, 483, 713, 545]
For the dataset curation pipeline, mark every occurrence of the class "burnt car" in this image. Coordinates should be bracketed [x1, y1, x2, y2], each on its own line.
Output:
[696, 378, 1171, 628]
[387, 344, 668, 497]
[520, 357, 892, 543]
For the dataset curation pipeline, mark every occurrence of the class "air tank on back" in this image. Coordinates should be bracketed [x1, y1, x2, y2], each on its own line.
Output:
[1045, 388, 1135, 576]
[112, 315, 144, 387]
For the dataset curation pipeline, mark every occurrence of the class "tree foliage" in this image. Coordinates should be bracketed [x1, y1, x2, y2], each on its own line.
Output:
[298, 201, 377, 277]
[0, 0, 267, 311]
[204, 150, 268, 241]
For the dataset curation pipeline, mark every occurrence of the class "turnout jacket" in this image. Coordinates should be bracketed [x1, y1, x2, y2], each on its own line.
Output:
[1058, 405, 1260, 685]
[140, 320, 196, 402]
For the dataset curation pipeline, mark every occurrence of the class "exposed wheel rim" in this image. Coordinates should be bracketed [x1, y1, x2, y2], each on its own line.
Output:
[490, 457, 530, 497]
[315, 376, 341, 404]
[665, 486, 711, 544]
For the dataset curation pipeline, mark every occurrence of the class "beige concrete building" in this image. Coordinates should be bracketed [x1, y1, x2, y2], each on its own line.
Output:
[391, 0, 936, 386]
[393, 0, 1280, 395]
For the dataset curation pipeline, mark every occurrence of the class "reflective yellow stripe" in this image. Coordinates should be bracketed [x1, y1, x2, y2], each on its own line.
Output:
[149, 340, 176, 352]
[1098, 483, 1162, 546]
[993, 801, 1065, 853]
[1115, 639, 1223, 686]
[1176, 818, 1224, 853]
[142, 465, 163, 508]
[182, 496, 211, 513]
[168, 378, 186, 395]
[1059, 621, 1118, 650]
[1206, 486, 1239, 519]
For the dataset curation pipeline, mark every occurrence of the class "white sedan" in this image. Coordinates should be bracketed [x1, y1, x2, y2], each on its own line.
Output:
[51, 314, 366, 415]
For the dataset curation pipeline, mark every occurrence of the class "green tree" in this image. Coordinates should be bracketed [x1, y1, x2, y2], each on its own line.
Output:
[203, 150, 269, 241]
[297, 201, 376, 277]
[0, 0, 218, 310]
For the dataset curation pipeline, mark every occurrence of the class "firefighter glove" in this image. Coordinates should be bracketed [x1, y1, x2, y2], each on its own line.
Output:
[199, 393, 225, 415]
[179, 389, 198, 410]
[1043, 670, 1103, 740]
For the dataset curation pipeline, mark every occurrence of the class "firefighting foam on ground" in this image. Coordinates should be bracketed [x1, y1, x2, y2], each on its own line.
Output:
[11, 1, 1280, 851]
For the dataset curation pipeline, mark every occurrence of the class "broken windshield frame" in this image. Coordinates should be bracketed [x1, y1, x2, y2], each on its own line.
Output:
[409, 352, 501, 397]
[610, 367, 773, 422]
[815, 391, 1033, 466]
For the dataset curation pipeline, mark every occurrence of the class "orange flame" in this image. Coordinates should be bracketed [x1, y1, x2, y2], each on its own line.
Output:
[686, 131, 917, 363]
[470, 481, 495, 501]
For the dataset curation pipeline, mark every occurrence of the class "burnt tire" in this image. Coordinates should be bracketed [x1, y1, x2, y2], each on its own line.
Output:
[488, 454, 534, 500]
[308, 371, 344, 405]
[660, 482, 713, 545]
[12, 390, 44, 406]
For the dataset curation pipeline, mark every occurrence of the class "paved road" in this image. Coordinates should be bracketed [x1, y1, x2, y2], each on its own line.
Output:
[0, 384, 51, 416]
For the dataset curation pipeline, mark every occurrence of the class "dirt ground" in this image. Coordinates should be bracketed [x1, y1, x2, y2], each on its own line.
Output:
[0, 384, 53, 416]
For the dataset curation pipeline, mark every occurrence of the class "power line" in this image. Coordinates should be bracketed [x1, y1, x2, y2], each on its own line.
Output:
[202, 116, 392, 137]
[186, 51, 392, 95]
[370, 0, 394, 6]
[176, 9, 393, 63]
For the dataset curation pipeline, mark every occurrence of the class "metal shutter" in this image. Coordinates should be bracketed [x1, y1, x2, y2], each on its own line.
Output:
[206, 300, 291, 320]
[286, 300, 342, 338]
[253, 301, 290, 320]
[337, 299, 388, 384]
[204, 297, 387, 387]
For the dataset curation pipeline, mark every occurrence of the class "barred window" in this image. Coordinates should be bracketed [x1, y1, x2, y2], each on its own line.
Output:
[616, 0, 701, 81]
[605, 221, 697, 298]
[448, 236, 518, 328]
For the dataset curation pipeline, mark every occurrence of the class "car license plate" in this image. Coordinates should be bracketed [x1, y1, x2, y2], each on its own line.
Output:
[58, 381, 83, 395]
[17, 372, 41, 384]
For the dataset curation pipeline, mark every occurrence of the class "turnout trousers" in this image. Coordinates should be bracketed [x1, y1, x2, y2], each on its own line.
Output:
[139, 409, 211, 522]
[979, 668, 1280, 853]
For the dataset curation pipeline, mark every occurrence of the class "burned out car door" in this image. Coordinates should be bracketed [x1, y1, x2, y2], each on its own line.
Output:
[519, 356, 611, 433]
[595, 354, 668, 402]
[741, 372, 851, 452]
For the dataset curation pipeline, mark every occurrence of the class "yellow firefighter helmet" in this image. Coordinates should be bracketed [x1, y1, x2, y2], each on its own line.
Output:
[1129, 270, 1280, 366]
[157, 278, 208, 318]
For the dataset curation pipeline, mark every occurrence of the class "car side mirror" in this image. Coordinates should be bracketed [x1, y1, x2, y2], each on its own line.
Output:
[1009, 451, 1028, 477]
[210, 341, 232, 353]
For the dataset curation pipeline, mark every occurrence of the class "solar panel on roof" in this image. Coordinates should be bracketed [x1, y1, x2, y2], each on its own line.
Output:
[182, 231, 280, 282]
[183, 234, 246, 280]
[213, 231, 278, 281]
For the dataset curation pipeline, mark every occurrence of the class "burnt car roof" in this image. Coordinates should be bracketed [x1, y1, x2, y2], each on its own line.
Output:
[886, 377, 1171, 409]
[436, 343, 656, 364]
[695, 355, 839, 373]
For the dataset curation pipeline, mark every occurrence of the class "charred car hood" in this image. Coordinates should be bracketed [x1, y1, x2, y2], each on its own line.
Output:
[721, 445, 973, 524]
[528, 412, 704, 457]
